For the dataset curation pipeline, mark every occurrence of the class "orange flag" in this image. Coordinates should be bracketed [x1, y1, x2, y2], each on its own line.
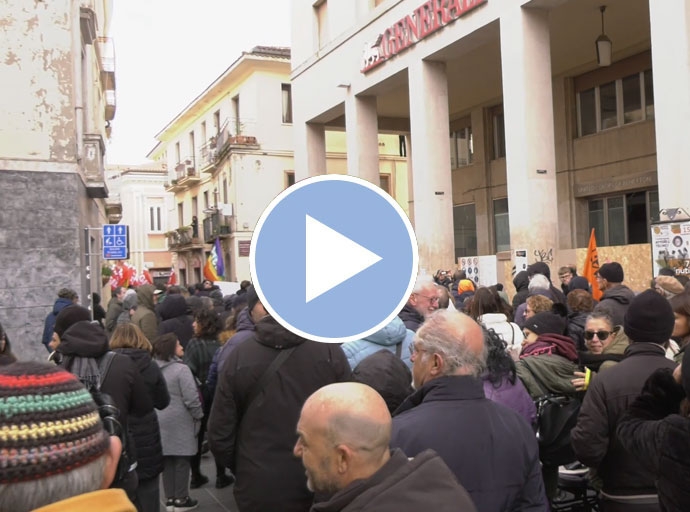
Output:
[583, 228, 602, 300]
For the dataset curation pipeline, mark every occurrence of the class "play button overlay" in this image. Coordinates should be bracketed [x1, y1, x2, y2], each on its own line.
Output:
[250, 174, 418, 343]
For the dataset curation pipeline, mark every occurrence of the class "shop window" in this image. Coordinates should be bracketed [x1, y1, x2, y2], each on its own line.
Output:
[281, 84, 293, 124]
[575, 54, 654, 137]
[588, 190, 658, 246]
[453, 204, 477, 260]
[493, 198, 511, 252]
[491, 106, 506, 159]
[450, 124, 473, 168]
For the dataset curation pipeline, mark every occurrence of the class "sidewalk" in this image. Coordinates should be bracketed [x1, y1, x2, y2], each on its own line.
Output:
[158, 453, 238, 512]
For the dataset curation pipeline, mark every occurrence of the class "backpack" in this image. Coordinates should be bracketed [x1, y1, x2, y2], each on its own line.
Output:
[521, 359, 581, 466]
[352, 345, 412, 414]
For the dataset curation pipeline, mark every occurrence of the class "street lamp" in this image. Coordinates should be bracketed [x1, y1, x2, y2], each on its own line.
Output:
[596, 6, 612, 67]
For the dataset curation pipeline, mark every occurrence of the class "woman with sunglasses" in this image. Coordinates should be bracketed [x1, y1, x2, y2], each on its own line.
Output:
[572, 311, 629, 391]
[670, 292, 690, 363]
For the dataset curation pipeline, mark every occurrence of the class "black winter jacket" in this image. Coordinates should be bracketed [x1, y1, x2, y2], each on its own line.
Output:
[115, 347, 170, 481]
[157, 295, 194, 348]
[571, 342, 678, 497]
[512, 271, 530, 309]
[567, 311, 588, 351]
[617, 368, 690, 512]
[397, 304, 424, 332]
[207, 315, 351, 512]
[311, 449, 477, 512]
[391, 376, 546, 512]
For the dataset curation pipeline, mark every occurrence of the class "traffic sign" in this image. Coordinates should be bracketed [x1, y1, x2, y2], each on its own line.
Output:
[103, 224, 129, 260]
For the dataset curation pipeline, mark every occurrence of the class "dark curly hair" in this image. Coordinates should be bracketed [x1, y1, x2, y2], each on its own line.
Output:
[484, 327, 517, 387]
[193, 308, 221, 339]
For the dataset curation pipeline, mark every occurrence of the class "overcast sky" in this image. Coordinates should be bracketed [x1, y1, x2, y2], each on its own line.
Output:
[107, 0, 292, 165]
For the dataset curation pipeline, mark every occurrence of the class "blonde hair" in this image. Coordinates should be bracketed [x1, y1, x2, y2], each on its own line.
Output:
[526, 295, 553, 315]
[109, 323, 152, 352]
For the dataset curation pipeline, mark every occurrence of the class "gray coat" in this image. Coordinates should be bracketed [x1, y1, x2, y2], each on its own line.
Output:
[156, 358, 203, 456]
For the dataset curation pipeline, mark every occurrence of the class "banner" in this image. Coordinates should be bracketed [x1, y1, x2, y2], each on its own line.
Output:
[583, 228, 602, 301]
[651, 221, 690, 277]
[203, 238, 225, 281]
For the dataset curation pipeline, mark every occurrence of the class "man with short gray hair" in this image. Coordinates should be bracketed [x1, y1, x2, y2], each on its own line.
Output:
[397, 274, 438, 331]
[391, 309, 547, 511]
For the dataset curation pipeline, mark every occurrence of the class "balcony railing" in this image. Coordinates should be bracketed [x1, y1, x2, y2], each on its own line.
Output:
[166, 226, 204, 252]
[174, 157, 200, 184]
[202, 211, 232, 243]
[199, 138, 218, 173]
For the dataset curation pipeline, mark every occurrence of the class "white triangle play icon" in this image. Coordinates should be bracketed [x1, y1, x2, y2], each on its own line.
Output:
[305, 215, 382, 303]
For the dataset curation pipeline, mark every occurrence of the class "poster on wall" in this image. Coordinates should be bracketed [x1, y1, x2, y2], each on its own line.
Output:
[513, 249, 528, 277]
[651, 220, 690, 277]
[459, 255, 498, 288]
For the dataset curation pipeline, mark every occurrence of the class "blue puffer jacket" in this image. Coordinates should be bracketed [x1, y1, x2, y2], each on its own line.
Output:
[42, 297, 74, 350]
[341, 316, 413, 370]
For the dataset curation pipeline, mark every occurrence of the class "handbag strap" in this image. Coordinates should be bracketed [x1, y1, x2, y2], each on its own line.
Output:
[395, 340, 403, 358]
[245, 346, 297, 411]
[520, 358, 549, 398]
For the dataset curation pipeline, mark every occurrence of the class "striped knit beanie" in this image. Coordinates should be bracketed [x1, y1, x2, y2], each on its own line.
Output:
[0, 361, 110, 483]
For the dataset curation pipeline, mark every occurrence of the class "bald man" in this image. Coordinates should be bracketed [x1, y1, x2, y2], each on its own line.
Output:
[391, 309, 547, 512]
[295, 382, 476, 512]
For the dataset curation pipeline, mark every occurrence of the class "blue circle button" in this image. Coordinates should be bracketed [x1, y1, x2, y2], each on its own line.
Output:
[250, 175, 418, 343]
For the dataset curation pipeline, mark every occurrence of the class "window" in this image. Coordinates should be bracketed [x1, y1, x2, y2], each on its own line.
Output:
[491, 106, 506, 159]
[201, 121, 207, 143]
[175, 142, 181, 164]
[453, 204, 477, 260]
[493, 198, 511, 252]
[450, 125, 473, 168]
[380, 174, 391, 195]
[177, 202, 184, 226]
[285, 171, 295, 189]
[189, 131, 195, 161]
[203, 191, 209, 210]
[149, 206, 163, 233]
[191, 196, 198, 219]
[232, 96, 240, 135]
[576, 65, 654, 137]
[223, 178, 228, 204]
[213, 110, 220, 134]
[315, 0, 329, 49]
[588, 190, 658, 246]
[281, 84, 293, 124]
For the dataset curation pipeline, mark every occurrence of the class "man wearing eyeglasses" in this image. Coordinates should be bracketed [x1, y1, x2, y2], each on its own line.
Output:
[397, 275, 439, 332]
[391, 309, 547, 511]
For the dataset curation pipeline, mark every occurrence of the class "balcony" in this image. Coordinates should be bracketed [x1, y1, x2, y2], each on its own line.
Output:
[200, 138, 219, 174]
[202, 211, 232, 244]
[214, 118, 260, 162]
[174, 157, 201, 188]
[104, 194, 122, 224]
[97, 37, 116, 91]
[166, 226, 204, 252]
[83, 133, 108, 198]
[164, 179, 183, 193]
[104, 89, 116, 121]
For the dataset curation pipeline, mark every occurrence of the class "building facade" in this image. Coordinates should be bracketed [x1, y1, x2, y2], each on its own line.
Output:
[0, 0, 117, 360]
[149, 46, 407, 286]
[105, 164, 173, 285]
[291, 0, 688, 290]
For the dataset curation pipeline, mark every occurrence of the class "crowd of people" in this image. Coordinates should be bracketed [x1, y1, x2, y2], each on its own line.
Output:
[1, 264, 689, 512]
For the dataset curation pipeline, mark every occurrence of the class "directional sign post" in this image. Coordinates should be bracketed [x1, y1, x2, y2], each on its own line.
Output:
[103, 224, 129, 260]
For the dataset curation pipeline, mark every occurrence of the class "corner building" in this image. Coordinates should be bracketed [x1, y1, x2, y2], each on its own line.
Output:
[291, 0, 688, 290]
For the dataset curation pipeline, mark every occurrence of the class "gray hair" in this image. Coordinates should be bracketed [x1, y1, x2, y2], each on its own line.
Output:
[415, 309, 487, 377]
[200, 296, 214, 310]
[528, 274, 550, 292]
[586, 310, 614, 330]
[0, 454, 106, 512]
[412, 274, 435, 293]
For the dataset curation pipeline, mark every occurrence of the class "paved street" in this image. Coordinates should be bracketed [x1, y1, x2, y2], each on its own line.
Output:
[158, 453, 238, 512]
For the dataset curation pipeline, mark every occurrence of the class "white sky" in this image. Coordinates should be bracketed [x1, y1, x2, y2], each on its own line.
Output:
[107, 0, 292, 165]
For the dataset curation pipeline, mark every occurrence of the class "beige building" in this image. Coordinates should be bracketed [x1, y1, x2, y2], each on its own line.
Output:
[291, 0, 687, 290]
[149, 46, 407, 286]
[0, 0, 117, 360]
[105, 164, 173, 284]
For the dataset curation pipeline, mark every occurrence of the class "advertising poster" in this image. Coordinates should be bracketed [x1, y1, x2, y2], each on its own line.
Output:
[513, 249, 528, 277]
[651, 221, 690, 277]
[459, 255, 498, 287]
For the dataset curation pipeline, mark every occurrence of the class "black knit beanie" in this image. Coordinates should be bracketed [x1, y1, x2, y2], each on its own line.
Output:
[524, 311, 566, 336]
[54, 305, 92, 338]
[597, 262, 624, 283]
[623, 289, 674, 344]
[246, 285, 259, 314]
[527, 262, 551, 280]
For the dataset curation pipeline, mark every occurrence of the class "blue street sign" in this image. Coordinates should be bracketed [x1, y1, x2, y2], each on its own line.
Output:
[250, 175, 418, 343]
[103, 224, 128, 260]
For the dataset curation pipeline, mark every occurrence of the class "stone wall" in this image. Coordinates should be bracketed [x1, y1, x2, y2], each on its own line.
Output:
[0, 171, 83, 362]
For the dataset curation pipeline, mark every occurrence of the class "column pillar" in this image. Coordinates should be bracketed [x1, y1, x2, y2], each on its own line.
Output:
[294, 122, 327, 181]
[408, 60, 454, 274]
[500, 5, 558, 262]
[650, 0, 690, 210]
[345, 94, 380, 184]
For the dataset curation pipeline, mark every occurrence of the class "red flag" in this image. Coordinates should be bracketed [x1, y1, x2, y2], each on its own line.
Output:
[167, 269, 177, 286]
[583, 228, 602, 301]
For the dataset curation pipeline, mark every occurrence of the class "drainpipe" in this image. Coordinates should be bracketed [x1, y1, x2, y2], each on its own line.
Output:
[72, 0, 84, 165]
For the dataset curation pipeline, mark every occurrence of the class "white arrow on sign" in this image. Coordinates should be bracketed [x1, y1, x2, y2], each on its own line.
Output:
[117, 226, 124, 235]
[304, 215, 382, 303]
[105, 226, 112, 235]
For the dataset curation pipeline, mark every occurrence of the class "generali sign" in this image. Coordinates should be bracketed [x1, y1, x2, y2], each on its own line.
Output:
[361, 0, 487, 73]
